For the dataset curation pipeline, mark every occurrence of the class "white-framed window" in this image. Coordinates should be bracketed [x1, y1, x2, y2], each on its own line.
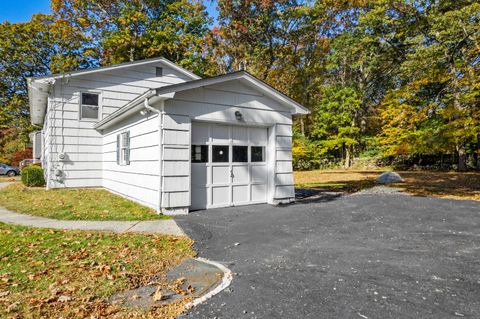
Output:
[80, 92, 100, 120]
[116, 131, 130, 165]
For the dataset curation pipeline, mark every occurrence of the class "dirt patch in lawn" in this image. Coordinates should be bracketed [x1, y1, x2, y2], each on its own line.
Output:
[0, 223, 195, 318]
[0, 183, 168, 221]
[294, 170, 480, 201]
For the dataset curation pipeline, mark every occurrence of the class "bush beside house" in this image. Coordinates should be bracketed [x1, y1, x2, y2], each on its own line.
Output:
[21, 165, 45, 187]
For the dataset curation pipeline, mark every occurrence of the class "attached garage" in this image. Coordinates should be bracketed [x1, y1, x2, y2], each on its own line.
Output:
[191, 123, 269, 210]
[95, 70, 309, 215]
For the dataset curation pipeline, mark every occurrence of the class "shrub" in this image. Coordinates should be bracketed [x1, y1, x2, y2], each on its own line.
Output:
[21, 165, 45, 187]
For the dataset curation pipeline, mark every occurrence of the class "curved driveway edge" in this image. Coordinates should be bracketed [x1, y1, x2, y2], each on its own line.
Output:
[185, 257, 233, 310]
[0, 206, 185, 236]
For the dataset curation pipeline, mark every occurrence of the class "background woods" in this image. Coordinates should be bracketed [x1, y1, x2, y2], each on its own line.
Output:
[0, 0, 479, 170]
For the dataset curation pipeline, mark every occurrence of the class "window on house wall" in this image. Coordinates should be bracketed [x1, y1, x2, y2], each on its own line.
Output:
[80, 92, 99, 119]
[117, 131, 130, 165]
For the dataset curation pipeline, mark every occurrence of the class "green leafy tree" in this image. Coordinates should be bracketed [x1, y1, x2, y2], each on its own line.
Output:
[379, 1, 480, 170]
[0, 13, 95, 162]
[52, 0, 213, 74]
[310, 85, 362, 168]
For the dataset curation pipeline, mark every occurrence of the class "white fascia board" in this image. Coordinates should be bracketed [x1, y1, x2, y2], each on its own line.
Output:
[94, 91, 174, 131]
[241, 74, 310, 115]
[154, 71, 310, 115]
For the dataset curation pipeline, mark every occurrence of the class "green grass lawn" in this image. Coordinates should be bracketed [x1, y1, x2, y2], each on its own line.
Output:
[0, 222, 194, 318]
[0, 183, 168, 221]
[294, 170, 480, 201]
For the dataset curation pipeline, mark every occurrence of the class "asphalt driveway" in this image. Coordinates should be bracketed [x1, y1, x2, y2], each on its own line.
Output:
[176, 190, 480, 319]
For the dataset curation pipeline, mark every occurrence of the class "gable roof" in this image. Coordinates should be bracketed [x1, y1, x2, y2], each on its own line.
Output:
[29, 57, 200, 81]
[95, 71, 310, 130]
[28, 57, 200, 125]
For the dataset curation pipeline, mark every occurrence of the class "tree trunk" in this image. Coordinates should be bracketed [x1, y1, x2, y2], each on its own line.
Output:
[344, 145, 351, 169]
[299, 115, 305, 136]
[452, 64, 466, 171]
[457, 144, 467, 171]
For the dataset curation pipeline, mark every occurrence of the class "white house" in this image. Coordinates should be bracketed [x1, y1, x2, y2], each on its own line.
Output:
[28, 58, 309, 215]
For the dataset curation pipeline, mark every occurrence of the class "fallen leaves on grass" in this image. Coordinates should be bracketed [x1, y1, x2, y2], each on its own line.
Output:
[0, 223, 195, 318]
[294, 170, 480, 201]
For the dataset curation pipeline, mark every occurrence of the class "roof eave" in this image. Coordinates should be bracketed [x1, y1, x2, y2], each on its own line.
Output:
[29, 57, 201, 82]
[94, 91, 175, 130]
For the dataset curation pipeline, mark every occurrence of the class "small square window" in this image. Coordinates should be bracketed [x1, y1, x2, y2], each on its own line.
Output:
[233, 146, 248, 162]
[251, 146, 265, 162]
[156, 67, 163, 77]
[80, 92, 99, 119]
[191, 145, 208, 163]
[212, 145, 229, 162]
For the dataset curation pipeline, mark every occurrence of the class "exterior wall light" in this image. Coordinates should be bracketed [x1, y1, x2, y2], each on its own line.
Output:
[235, 111, 243, 121]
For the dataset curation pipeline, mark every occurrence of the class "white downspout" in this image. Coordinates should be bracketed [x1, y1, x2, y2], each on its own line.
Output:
[144, 98, 164, 213]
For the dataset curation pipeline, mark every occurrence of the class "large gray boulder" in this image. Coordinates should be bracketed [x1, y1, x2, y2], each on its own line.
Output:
[376, 171, 404, 184]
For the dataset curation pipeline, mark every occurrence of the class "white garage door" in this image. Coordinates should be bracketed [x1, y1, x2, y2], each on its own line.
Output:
[191, 122, 268, 210]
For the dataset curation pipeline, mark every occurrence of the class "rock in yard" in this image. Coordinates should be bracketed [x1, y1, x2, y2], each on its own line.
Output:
[377, 172, 404, 184]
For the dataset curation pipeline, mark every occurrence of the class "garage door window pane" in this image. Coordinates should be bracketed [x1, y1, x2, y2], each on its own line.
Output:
[251, 146, 265, 162]
[212, 145, 229, 162]
[191, 145, 208, 163]
[233, 146, 248, 162]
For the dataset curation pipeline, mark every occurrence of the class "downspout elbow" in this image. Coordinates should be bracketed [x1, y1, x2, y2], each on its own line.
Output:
[144, 98, 160, 114]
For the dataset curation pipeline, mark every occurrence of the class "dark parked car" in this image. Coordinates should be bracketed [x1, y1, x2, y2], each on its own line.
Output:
[0, 163, 20, 177]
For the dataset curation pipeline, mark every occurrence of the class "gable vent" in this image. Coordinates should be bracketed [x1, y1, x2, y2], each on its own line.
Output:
[156, 67, 163, 77]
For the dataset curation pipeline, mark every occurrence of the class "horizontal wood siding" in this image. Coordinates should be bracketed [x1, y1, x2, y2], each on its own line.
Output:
[161, 114, 190, 208]
[45, 60, 189, 203]
[274, 123, 294, 199]
[101, 113, 160, 210]
[164, 80, 295, 205]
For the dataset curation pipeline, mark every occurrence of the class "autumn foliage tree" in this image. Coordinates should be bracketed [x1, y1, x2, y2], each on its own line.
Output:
[0, 0, 479, 170]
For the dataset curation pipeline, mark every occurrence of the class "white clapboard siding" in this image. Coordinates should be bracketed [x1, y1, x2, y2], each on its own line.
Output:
[276, 149, 292, 161]
[162, 191, 190, 208]
[101, 111, 161, 209]
[50, 135, 103, 145]
[163, 146, 189, 161]
[51, 178, 103, 188]
[103, 179, 159, 209]
[275, 185, 295, 199]
[165, 100, 291, 125]
[103, 161, 160, 175]
[163, 83, 295, 205]
[274, 124, 294, 198]
[174, 86, 289, 112]
[276, 136, 292, 149]
[44, 60, 189, 198]
[275, 173, 294, 186]
[52, 160, 103, 170]
[163, 161, 189, 176]
[161, 114, 191, 208]
[276, 161, 293, 173]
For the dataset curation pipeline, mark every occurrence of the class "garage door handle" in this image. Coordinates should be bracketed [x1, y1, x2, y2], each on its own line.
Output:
[230, 169, 234, 178]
